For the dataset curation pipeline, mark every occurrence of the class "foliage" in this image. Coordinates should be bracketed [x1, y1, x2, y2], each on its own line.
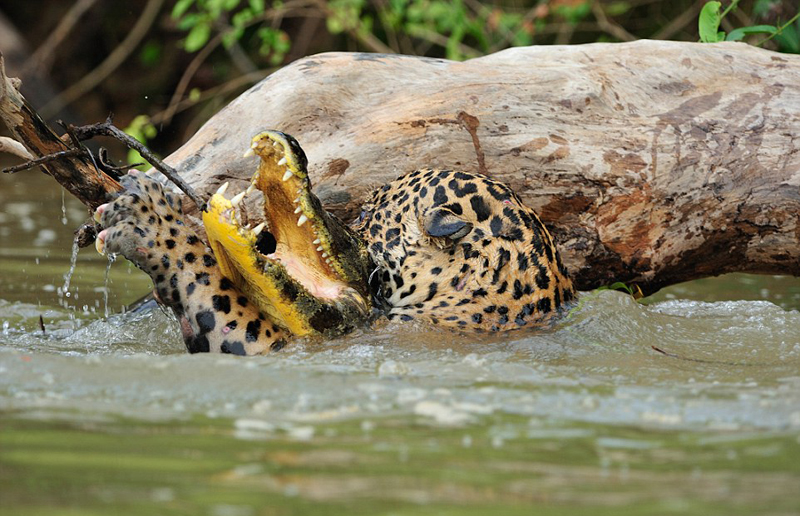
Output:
[172, 0, 290, 64]
[595, 281, 643, 299]
[698, 0, 799, 45]
[123, 115, 158, 171]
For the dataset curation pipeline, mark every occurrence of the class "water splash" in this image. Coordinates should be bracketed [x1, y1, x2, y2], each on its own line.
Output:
[103, 253, 117, 318]
[60, 238, 81, 303]
[60, 188, 68, 225]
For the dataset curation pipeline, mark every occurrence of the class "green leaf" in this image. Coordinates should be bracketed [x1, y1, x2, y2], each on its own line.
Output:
[775, 21, 800, 53]
[184, 21, 211, 52]
[606, 1, 631, 16]
[231, 8, 254, 29]
[553, 1, 591, 24]
[699, 1, 723, 43]
[123, 116, 157, 171]
[176, 13, 199, 31]
[725, 24, 777, 41]
[172, 0, 195, 19]
[249, 0, 265, 12]
[752, 0, 775, 17]
[138, 40, 162, 66]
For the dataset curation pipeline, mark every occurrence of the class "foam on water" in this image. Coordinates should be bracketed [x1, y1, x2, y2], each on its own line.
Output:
[1, 291, 798, 434]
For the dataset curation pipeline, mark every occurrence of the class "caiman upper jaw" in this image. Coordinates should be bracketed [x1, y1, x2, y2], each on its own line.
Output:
[245, 130, 309, 181]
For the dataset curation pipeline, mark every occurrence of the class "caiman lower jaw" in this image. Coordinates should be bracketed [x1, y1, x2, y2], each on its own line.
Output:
[203, 191, 364, 337]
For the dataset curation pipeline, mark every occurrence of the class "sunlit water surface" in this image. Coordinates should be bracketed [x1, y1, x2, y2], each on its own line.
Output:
[1, 170, 799, 515]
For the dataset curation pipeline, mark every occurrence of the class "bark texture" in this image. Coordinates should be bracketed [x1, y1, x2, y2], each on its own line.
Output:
[165, 40, 800, 294]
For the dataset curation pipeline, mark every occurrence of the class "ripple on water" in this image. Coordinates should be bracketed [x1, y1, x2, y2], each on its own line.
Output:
[0, 290, 798, 433]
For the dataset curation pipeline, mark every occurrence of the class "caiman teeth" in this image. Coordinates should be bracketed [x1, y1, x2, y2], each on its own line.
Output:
[246, 183, 256, 195]
[278, 157, 287, 166]
[322, 252, 328, 258]
[294, 206, 302, 214]
[243, 148, 255, 158]
[252, 222, 266, 236]
[317, 245, 324, 251]
[217, 182, 230, 196]
[282, 170, 293, 182]
[297, 214, 308, 226]
[231, 191, 246, 205]
[313, 238, 321, 244]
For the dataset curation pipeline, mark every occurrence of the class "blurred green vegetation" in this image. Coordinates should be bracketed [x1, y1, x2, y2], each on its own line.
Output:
[2, 0, 798, 161]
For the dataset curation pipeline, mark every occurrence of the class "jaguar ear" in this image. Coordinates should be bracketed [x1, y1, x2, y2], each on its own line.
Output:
[424, 208, 473, 240]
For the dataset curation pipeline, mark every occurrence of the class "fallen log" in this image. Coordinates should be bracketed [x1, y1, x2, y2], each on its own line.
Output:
[2, 40, 800, 295]
[165, 40, 800, 294]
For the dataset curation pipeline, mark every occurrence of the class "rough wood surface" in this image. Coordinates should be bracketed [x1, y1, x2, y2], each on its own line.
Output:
[164, 40, 800, 294]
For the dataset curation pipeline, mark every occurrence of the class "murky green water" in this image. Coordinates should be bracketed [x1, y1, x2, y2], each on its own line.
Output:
[1, 170, 799, 515]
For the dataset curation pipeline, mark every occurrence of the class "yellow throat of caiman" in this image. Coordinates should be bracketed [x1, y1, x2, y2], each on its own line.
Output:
[202, 131, 371, 337]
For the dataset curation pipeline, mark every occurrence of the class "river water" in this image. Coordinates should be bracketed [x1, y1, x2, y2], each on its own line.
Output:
[1, 170, 799, 515]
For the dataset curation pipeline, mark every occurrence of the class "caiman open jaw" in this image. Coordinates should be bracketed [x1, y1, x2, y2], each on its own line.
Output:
[202, 130, 371, 338]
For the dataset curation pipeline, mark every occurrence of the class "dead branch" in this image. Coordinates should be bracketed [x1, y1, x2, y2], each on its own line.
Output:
[69, 116, 206, 211]
[0, 51, 123, 211]
[2, 148, 85, 174]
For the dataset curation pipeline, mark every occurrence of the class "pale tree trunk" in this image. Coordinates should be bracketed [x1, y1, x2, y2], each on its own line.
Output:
[166, 40, 800, 294]
[3, 40, 800, 294]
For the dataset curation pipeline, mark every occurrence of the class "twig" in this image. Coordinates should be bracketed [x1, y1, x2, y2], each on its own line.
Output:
[405, 26, 481, 58]
[652, 0, 704, 40]
[149, 69, 272, 126]
[554, 21, 576, 45]
[2, 148, 85, 174]
[162, 0, 317, 126]
[0, 136, 33, 161]
[370, 0, 401, 53]
[651, 345, 759, 366]
[41, 0, 165, 118]
[313, 0, 395, 54]
[757, 10, 800, 46]
[161, 31, 225, 126]
[592, 1, 637, 42]
[23, 0, 100, 77]
[720, 0, 740, 20]
[69, 116, 206, 211]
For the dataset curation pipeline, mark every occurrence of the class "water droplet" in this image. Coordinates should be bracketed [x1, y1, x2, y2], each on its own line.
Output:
[61, 188, 68, 225]
[61, 239, 80, 303]
[103, 253, 116, 318]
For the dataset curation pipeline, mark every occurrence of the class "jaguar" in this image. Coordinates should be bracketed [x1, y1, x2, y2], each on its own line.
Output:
[94, 130, 575, 354]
